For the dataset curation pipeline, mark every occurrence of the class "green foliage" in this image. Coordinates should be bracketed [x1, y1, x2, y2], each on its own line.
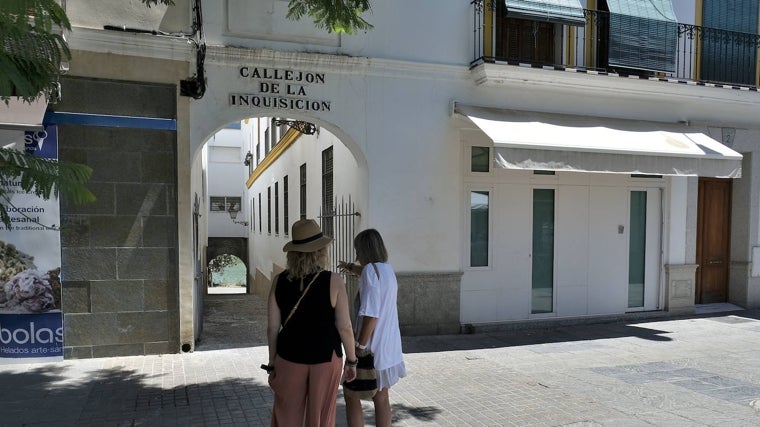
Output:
[0, 147, 95, 229]
[139, 0, 175, 8]
[0, 0, 71, 103]
[1, 0, 367, 230]
[287, 0, 373, 34]
[137, 0, 373, 34]
[209, 254, 236, 273]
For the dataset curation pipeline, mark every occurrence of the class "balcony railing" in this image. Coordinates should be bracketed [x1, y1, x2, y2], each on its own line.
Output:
[471, 2, 760, 88]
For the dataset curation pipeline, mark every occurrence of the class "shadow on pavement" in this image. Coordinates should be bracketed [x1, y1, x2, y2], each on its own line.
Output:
[392, 403, 442, 423]
[0, 363, 448, 426]
[0, 364, 275, 425]
[403, 322, 673, 354]
[403, 309, 760, 354]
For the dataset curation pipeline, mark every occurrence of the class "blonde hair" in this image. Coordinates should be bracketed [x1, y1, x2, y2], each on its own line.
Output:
[286, 247, 329, 280]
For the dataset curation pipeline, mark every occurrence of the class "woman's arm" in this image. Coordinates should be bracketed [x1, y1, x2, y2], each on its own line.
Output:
[338, 261, 361, 276]
[356, 263, 380, 354]
[356, 316, 378, 356]
[266, 273, 282, 367]
[331, 273, 357, 381]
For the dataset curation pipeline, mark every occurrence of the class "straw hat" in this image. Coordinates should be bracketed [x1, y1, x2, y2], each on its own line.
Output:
[282, 219, 333, 252]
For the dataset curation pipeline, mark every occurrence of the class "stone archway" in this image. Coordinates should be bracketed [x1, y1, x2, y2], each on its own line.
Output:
[184, 109, 370, 351]
[206, 237, 248, 293]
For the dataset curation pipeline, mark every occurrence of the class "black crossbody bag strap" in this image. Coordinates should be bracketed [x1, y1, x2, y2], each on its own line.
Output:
[281, 271, 321, 329]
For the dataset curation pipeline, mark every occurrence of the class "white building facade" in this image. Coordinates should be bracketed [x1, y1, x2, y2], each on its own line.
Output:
[38, 0, 760, 355]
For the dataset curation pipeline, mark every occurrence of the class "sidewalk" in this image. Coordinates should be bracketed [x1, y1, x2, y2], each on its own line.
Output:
[1, 296, 759, 426]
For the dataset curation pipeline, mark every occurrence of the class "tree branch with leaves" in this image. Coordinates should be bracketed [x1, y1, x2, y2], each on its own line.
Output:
[0, 147, 95, 230]
[287, 0, 372, 34]
[141, 0, 372, 34]
[0, 0, 71, 103]
[0, 0, 372, 229]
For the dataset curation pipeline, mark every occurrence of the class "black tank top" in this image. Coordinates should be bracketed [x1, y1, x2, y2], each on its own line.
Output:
[275, 270, 343, 364]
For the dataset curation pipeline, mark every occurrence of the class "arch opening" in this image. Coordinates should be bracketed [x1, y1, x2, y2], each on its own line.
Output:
[187, 112, 368, 350]
[208, 253, 247, 294]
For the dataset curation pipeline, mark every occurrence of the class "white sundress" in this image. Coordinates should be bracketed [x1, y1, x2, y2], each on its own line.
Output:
[355, 262, 407, 390]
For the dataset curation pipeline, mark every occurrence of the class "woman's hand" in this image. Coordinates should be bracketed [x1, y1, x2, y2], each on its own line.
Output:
[343, 364, 357, 382]
[338, 261, 357, 275]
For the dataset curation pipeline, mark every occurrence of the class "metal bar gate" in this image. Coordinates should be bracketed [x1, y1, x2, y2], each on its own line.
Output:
[319, 196, 361, 313]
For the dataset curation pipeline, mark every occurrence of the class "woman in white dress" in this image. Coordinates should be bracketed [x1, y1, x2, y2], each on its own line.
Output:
[339, 229, 407, 427]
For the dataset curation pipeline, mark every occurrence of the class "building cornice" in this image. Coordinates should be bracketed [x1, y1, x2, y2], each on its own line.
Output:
[205, 45, 468, 82]
[67, 27, 194, 62]
[471, 62, 759, 102]
[66, 30, 469, 82]
[65, 28, 759, 127]
[467, 62, 760, 129]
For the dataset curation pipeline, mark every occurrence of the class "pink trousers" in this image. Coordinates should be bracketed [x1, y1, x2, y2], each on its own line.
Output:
[269, 352, 343, 427]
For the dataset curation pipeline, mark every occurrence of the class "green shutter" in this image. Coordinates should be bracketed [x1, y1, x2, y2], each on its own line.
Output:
[505, 0, 586, 27]
[700, 0, 758, 85]
[606, 0, 678, 73]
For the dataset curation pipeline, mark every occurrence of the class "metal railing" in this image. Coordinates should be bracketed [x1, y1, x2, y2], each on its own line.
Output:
[319, 196, 361, 314]
[471, 2, 760, 88]
[319, 195, 360, 273]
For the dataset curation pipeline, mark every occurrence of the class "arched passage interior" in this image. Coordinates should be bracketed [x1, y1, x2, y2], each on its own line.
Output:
[188, 113, 368, 348]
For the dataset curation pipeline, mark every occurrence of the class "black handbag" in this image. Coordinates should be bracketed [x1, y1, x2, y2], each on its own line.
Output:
[342, 353, 378, 400]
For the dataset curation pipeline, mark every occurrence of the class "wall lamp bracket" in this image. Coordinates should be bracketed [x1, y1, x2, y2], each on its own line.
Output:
[273, 119, 317, 135]
[227, 203, 249, 227]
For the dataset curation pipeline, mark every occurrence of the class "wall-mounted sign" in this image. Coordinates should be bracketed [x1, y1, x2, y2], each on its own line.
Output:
[231, 67, 332, 112]
[0, 125, 63, 364]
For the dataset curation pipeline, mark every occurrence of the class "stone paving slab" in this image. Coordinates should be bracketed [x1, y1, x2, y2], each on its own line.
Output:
[1, 301, 759, 426]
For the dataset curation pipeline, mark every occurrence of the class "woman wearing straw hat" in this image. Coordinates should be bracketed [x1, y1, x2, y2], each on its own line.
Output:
[265, 219, 358, 426]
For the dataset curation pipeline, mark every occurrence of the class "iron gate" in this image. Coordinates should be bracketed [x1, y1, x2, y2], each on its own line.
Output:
[319, 196, 360, 272]
[319, 196, 361, 312]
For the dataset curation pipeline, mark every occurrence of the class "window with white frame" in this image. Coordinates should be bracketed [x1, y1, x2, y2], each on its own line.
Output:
[210, 196, 241, 213]
[275, 182, 280, 235]
[267, 186, 272, 234]
[470, 190, 490, 267]
[283, 175, 289, 235]
[322, 146, 334, 237]
[299, 163, 307, 220]
[471, 146, 490, 173]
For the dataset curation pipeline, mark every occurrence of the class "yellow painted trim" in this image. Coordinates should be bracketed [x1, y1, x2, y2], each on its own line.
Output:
[585, 0, 596, 68]
[695, 0, 703, 80]
[695, 0, 703, 26]
[246, 127, 302, 188]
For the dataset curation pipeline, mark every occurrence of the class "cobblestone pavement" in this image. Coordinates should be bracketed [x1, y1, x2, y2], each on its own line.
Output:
[1, 294, 759, 426]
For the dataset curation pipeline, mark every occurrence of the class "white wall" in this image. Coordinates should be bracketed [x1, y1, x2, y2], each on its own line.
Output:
[460, 166, 669, 324]
[66, 0, 191, 32]
[206, 127, 250, 238]
[65, 0, 760, 320]
[190, 57, 466, 273]
[200, 0, 472, 65]
[247, 123, 364, 279]
[671, 0, 698, 24]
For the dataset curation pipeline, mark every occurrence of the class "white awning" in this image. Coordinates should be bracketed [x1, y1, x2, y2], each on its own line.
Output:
[0, 97, 48, 130]
[455, 104, 742, 178]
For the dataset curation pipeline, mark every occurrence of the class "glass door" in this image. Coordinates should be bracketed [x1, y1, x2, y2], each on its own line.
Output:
[532, 189, 555, 314]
